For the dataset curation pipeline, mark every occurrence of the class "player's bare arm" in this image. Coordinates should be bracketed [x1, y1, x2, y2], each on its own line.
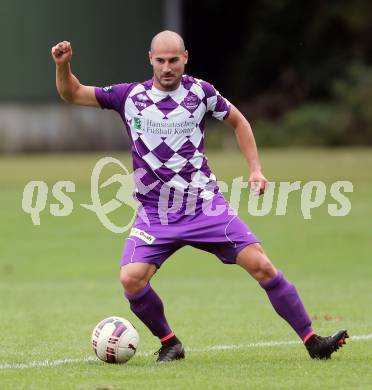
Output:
[225, 105, 268, 195]
[51, 41, 99, 107]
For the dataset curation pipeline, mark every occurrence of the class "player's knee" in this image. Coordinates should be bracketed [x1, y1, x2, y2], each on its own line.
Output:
[248, 252, 276, 282]
[256, 259, 276, 281]
[237, 244, 276, 281]
[120, 272, 147, 295]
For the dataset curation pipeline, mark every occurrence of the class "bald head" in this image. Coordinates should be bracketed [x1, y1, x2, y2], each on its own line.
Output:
[150, 30, 185, 53]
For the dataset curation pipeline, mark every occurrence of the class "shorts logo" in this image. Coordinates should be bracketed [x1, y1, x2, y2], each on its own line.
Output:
[130, 228, 155, 244]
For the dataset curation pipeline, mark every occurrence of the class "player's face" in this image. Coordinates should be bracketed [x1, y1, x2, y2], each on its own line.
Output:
[149, 49, 188, 91]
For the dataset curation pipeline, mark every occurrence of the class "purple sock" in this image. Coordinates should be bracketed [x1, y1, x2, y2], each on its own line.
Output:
[125, 283, 172, 339]
[260, 271, 313, 341]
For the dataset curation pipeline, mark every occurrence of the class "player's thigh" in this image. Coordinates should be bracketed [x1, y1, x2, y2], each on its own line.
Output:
[119, 234, 180, 291]
[236, 243, 277, 282]
[187, 210, 259, 266]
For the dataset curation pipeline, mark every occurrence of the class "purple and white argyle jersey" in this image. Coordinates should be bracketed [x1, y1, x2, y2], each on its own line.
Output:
[95, 75, 231, 206]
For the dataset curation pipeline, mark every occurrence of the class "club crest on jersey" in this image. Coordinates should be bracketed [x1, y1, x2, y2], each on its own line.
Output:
[103, 85, 113, 93]
[183, 94, 199, 110]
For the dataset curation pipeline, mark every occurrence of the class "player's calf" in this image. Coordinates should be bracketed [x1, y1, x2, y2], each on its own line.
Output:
[122, 271, 184, 362]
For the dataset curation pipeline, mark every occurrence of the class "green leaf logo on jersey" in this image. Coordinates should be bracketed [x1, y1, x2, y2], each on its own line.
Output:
[133, 117, 141, 130]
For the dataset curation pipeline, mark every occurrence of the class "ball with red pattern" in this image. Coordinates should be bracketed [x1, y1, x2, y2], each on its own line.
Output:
[91, 316, 139, 364]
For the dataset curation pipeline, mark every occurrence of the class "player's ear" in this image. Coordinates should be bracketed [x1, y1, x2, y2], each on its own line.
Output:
[184, 50, 188, 64]
[148, 51, 153, 65]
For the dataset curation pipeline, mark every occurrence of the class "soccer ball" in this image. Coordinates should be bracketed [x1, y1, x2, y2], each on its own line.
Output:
[91, 316, 139, 364]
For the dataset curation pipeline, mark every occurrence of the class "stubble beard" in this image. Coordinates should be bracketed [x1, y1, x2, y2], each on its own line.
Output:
[156, 73, 182, 91]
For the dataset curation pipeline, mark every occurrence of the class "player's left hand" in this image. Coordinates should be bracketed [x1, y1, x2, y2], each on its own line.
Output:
[248, 171, 268, 196]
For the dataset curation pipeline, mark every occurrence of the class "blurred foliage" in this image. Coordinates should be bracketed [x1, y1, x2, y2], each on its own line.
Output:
[206, 64, 372, 148]
[185, 0, 372, 102]
[185, 0, 372, 146]
[253, 63, 372, 146]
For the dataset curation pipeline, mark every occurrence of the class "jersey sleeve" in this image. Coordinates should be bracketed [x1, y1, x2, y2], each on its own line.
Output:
[200, 80, 231, 120]
[94, 83, 133, 113]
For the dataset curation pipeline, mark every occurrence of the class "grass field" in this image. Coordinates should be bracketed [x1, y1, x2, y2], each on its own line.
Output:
[0, 148, 371, 389]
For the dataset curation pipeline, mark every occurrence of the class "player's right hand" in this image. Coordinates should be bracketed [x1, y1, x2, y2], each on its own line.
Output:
[51, 41, 73, 65]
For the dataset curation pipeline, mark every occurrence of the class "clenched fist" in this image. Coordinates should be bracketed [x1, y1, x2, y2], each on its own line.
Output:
[51, 41, 73, 65]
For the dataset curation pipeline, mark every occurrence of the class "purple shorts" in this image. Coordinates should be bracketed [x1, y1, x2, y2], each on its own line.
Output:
[120, 193, 259, 269]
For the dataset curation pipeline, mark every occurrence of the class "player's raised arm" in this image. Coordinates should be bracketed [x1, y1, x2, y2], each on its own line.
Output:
[51, 41, 99, 107]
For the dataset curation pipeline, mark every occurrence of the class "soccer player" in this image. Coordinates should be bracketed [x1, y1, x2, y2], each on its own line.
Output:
[51, 31, 348, 362]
